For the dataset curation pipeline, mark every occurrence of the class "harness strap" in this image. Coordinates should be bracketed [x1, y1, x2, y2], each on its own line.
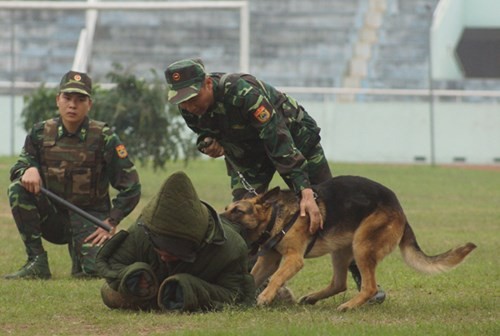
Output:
[257, 210, 301, 256]
[248, 204, 279, 256]
[250, 192, 323, 257]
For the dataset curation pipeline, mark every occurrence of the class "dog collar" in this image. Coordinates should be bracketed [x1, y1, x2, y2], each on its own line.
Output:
[248, 204, 280, 256]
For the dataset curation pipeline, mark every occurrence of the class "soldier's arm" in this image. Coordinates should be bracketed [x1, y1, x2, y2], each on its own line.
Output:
[245, 96, 323, 231]
[236, 82, 322, 232]
[242, 85, 311, 193]
[102, 128, 141, 225]
[10, 125, 43, 182]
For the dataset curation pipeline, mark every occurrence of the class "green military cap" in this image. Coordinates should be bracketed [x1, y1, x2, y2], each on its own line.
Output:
[164, 58, 206, 105]
[59, 70, 92, 97]
[141, 171, 210, 262]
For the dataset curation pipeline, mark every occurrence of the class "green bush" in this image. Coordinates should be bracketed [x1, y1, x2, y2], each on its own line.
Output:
[21, 84, 59, 130]
[21, 64, 198, 169]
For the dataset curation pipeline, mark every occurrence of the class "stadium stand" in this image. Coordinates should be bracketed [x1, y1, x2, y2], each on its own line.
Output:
[1, 0, 499, 91]
[364, 0, 439, 89]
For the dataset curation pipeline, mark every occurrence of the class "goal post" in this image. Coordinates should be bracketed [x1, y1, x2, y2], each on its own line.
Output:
[0, 1, 250, 72]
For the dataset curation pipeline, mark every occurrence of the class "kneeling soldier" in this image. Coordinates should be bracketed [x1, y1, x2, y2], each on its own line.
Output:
[4, 70, 141, 279]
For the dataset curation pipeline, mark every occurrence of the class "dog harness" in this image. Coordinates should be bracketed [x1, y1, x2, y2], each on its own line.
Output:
[257, 209, 301, 256]
[248, 204, 281, 256]
[248, 204, 318, 257]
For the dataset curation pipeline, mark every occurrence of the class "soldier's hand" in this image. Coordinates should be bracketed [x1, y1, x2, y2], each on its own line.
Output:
[201, 137, 225, 158]
[84, 219, 116, 246]
[299, 188, 323, 234]
[20, 167, 42, 194]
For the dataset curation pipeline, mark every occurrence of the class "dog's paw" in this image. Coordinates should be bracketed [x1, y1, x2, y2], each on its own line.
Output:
[298, 295, 317, 305]
[256, 294, 273, 306]
[336, 303, 351, 312]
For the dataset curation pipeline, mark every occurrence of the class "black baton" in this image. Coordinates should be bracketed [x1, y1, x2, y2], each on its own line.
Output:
[40, 187, 113, 232]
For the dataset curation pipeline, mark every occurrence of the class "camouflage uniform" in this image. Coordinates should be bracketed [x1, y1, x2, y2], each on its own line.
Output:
[166, 60, 332, 200]
[7, 116, 141, 277]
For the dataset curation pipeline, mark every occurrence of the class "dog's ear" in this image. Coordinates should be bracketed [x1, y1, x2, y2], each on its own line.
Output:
[259, 186, 281, 205]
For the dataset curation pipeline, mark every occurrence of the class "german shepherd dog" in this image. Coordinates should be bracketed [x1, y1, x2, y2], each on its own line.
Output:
[220, 176, 476, 311]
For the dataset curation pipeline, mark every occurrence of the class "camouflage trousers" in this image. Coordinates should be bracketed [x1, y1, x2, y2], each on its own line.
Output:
[229, 142, 333, 201]
[7, 180, 105, 276]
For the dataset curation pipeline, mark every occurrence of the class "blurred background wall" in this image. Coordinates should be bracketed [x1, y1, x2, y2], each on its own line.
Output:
[1, 0, 499, 164]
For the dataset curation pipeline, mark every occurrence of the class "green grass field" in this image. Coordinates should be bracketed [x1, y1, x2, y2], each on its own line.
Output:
[0, 156, 498, 335]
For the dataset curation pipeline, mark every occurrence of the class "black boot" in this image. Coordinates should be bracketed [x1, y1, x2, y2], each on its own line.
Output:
[4, 252, 51, 280]
[348, 262, 386, 304]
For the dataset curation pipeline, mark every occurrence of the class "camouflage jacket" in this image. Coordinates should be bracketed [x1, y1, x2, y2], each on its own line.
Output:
[179, 73, 322, 192]
[10, 117, 141, 225]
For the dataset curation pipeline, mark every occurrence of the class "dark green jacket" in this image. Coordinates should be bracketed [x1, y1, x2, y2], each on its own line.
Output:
[96, 213, 255, 312]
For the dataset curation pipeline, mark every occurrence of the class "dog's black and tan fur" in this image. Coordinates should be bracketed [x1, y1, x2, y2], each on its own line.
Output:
[221, 175, 476, 311]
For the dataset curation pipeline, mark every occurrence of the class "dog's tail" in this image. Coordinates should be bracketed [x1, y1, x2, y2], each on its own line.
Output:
[399, 222, 476, 274]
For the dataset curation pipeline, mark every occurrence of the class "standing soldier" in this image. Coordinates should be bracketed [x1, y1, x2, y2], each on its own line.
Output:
[164, 58, 385, 304]
[4, 70, 141, 279]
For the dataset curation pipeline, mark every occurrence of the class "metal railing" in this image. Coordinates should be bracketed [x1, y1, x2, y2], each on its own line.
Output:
[0, 0, 250, 73]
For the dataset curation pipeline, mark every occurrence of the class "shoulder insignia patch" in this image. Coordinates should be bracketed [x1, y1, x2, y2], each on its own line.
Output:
[115, 144, 128, 159]
[253, 105, 271, 123]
